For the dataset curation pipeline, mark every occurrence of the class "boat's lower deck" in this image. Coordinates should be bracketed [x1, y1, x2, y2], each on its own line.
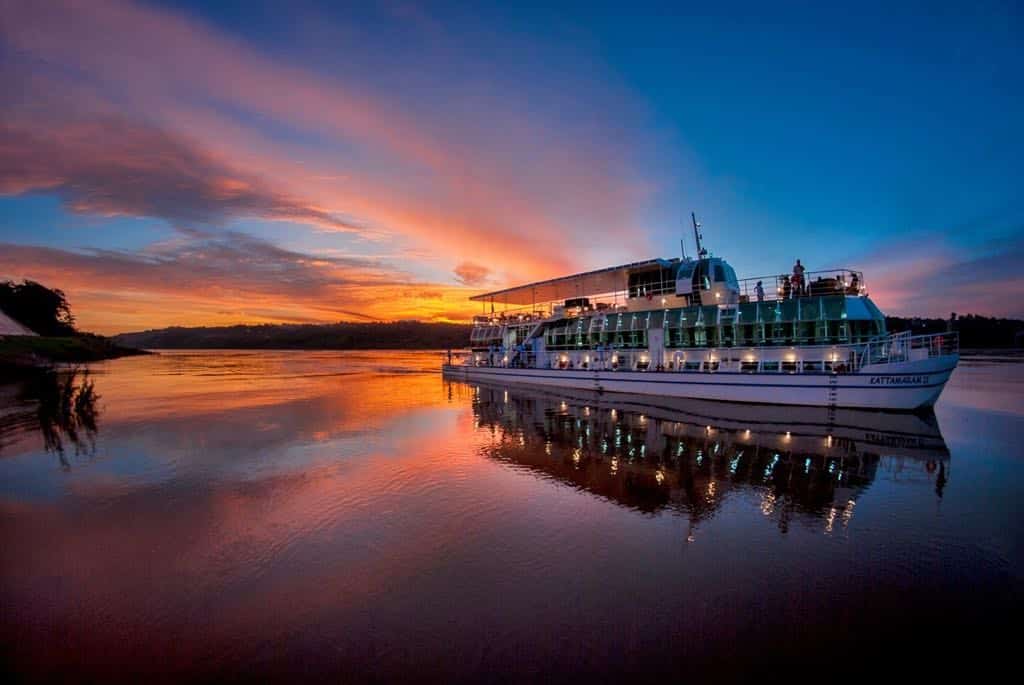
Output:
[442, 354, 958, 410]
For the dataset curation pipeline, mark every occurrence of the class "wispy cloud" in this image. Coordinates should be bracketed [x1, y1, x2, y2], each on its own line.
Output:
[0, 116, 362, 233]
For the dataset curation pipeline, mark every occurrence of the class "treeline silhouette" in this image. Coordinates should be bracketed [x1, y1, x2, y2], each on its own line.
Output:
[113, 321, 475, 350]
[114, 315, 1023, 351]
[0, 280, 76, 335]
[886, 314, 1023, 349]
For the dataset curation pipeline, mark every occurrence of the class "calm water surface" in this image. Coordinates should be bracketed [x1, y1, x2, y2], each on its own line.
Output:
[2, 350, 1021, 681]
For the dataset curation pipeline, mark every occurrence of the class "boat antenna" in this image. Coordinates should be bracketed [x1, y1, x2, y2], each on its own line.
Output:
[692, 212, 707, 258]
[680, 216, 688, 260]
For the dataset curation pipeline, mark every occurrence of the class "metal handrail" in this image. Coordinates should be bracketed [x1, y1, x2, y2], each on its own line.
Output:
[738, 269, 865, 303]
[856, 330, 958, 370]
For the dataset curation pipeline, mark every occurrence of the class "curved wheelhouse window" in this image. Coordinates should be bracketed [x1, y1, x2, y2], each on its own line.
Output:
[692, 262, 711, 291]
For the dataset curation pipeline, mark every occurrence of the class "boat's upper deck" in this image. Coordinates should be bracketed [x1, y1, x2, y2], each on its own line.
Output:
[471, 256, 867, 322]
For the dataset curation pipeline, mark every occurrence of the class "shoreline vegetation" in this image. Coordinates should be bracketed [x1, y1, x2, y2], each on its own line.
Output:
[1, 280, 150, 374]
[113, 321, 472, 351]
[0, 334, 149, 375]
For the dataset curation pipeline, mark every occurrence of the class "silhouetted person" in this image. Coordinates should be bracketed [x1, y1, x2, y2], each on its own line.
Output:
[792, 259, 805, 296]
[782, 275, 792, 300]
[755, 280, 765, 302]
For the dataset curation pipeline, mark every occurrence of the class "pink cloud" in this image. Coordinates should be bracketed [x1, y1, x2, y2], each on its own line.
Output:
[1, 0, 654, 287]
[856, 237, 1024, 318]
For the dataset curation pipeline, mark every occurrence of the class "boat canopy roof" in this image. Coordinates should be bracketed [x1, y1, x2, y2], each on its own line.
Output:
[471, 258, 679, 305]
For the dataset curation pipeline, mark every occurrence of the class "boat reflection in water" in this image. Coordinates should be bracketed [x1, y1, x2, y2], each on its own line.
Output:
[464, 382, 949, 535]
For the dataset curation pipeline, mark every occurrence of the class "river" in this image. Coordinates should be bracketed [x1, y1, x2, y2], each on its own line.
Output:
[1, 350, 1021, 681]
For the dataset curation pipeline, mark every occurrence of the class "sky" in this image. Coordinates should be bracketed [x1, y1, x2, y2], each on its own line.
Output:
[1, 0, 1022, 334]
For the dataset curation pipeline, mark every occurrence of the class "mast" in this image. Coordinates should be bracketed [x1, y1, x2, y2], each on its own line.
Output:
[691, 212, 707, 258]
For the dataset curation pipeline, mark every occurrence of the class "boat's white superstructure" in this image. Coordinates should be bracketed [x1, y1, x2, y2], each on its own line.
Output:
[443, 226, 959, 411]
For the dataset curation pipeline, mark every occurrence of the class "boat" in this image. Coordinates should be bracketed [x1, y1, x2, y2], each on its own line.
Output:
[442, 215, 959, 410]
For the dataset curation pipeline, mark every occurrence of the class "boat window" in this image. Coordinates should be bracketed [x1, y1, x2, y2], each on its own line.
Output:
[803, 361, 824, 372]
[704, 361, 720, 372]
[781, 360, 798, 374]
[713, 264, 725, 283]
[629, 269, 671, 298]
[684, 361, 701, 371]
[692, 261, 711, 291]
[740, 360, 758, 373]
[762, 361, 780, 372]
[723, 264, 740, 288]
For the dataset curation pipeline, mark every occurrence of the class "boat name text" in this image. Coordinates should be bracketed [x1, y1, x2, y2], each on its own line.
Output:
[869, 375, 929, 386]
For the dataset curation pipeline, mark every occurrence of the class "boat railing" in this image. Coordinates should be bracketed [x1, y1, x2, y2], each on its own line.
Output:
[856, 330, 958, 369]
[738, 269, 865, 303]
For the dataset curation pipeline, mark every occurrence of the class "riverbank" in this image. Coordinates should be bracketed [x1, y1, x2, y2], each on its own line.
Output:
[0, 334, 149, 374]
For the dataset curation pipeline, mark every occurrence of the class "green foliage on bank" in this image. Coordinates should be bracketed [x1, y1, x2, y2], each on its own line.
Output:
[113, 321, 474, 350]
[0, 334, 148, 372]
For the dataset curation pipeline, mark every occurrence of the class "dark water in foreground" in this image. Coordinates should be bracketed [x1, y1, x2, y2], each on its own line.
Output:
[1, 350, 1021, 682]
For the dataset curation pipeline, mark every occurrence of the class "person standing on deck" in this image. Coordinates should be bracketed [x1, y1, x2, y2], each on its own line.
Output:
[755, 280, 765, 302]
[792, 259, 806, 296]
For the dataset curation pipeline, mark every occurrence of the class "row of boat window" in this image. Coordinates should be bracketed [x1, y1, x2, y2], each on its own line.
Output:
[542, 320, 882, 350]
[537, 358, 853, 373]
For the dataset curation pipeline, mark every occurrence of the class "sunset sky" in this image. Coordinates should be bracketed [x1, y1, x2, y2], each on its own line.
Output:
[2, 0, 1022, 334]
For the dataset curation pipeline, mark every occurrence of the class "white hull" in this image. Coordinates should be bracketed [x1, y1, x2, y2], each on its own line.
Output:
[443, 354, 958, 411]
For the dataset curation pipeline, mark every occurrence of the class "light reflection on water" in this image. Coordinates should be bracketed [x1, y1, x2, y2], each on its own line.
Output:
[0, 350, 1020, 681]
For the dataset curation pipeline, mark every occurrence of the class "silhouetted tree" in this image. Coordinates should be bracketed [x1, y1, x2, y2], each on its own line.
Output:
[0, 280, 76, 336]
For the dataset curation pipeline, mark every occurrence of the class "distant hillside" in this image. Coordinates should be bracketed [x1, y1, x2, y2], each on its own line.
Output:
[110, 314, 1023, 352]
[113, 321, 474, 350]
